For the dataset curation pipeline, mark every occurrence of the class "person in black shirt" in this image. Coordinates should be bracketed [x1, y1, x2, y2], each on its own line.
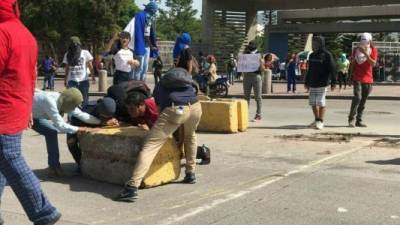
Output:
[305, 35, 337, 130]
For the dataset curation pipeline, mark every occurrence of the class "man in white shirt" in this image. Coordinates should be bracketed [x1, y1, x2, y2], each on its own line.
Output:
[32, 88, 101, 177]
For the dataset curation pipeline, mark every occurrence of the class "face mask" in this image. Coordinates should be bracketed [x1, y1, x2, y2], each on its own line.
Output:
[360, 39, 369, 47]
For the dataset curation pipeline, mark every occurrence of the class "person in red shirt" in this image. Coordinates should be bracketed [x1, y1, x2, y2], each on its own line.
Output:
[0, 1, 61, 224]
[125, 91, 159, 130]
[348, 33, 378, 127]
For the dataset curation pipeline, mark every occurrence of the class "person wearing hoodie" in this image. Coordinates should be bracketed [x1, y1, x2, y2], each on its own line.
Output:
[337, 53, 350, 90]
[124, 1, 159, 81]
[32, 88, 102, 177]
[175, 32, 194, 74]
[0, 1, 62, 224]
[348, 33, 378, 128]
[305, 35, 337, 130]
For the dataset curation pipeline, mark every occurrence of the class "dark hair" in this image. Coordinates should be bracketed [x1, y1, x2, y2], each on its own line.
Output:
[125, 91, 147, 106]
[264, 53, 272, 61]
[66, 43, 82, 66]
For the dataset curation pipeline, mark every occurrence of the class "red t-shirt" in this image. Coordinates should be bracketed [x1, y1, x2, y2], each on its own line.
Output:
[130, 97, 159, 128]
[352, 46, 378, 84]
[0, 3, 38, 134]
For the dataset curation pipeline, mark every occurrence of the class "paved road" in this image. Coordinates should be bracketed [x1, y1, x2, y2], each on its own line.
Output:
[2, 99, 400, 225]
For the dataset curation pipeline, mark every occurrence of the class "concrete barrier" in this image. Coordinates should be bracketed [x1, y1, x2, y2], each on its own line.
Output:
[79, 126, 181, 187]
[216, 99, 249, 132]
[197, 100, 239, 133]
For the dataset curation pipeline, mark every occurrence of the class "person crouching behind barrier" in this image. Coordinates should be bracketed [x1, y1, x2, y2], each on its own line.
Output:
[115, 68, 202, 202]
[32, 88, 103, 177]
[125, 91, 159, 130]
[67, 97, 119, 170]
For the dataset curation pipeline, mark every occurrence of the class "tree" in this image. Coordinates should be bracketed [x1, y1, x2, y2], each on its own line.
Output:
[156, 0, 201, 42]
[18, 0, 139, 61]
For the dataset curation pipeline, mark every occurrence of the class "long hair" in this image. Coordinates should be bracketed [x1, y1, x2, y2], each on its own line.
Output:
[66, 43, 82, 66]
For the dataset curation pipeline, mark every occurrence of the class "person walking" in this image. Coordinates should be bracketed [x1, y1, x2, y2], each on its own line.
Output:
[348, 33, 378, 127]
[0, 1, 61, 224]
[305, 36, 337, 130]
[243, 40, 264, 121]
[337, 53, 350, 90]
[63, 36, 96, 107]
[115, 68, 202, 202]
[225, 53, 237, 85]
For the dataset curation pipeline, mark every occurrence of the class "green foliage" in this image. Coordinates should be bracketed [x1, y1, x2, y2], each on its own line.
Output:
[18, 0, 139, 61]
[156, 0, 201, 42]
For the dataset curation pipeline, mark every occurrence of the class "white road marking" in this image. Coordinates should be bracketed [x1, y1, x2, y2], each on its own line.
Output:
[159, 147, 363, 225]
[390, 215, 399, 219]
[337, 207, 348, 213]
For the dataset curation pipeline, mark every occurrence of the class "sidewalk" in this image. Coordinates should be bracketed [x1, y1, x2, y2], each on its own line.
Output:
[37, 74, 400, 100]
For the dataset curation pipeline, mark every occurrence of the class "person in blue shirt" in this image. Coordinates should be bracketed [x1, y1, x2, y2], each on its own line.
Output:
[130, 1, 159, 81]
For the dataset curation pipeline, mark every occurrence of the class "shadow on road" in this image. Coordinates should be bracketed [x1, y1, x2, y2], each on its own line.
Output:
[33, 163, 121, 200]
[366, 158, 400, 165]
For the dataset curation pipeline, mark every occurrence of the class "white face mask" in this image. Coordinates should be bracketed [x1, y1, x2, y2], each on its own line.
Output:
[360, 39, 369, 47]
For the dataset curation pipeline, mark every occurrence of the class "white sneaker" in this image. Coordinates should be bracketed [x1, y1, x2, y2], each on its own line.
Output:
[316, 121, 324, 130]
[308, 121, 317, 128]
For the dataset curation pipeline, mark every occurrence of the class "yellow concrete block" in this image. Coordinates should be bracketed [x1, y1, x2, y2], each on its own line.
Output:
[216, 99, 249, 132]
[197, 101, 238, 133]
[79, 127, 181, 187]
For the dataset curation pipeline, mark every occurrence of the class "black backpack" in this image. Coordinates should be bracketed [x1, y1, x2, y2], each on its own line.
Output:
[196, 144, 211, 165]
[160, 67, 196, 89]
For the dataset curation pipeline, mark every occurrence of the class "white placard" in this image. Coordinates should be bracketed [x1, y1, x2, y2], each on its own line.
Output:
[237, 53, 261, 73]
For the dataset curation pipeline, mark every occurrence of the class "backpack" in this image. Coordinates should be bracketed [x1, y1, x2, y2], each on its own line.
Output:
[160, 68, 195, 89]
[42, 59, 54, 73]
[227, 59, 236, 69]
[196, 144, 210, 165]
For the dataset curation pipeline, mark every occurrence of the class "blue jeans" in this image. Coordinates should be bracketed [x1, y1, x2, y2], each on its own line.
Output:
[43, 72, 55, 90]
[287, 75, 297, 92]
[32, 119, 60, 168]
[227, 70, 235, 85]
[68, 80, 89, 107]
[132, 47, 150, 81]
[0, 133, 59, 225]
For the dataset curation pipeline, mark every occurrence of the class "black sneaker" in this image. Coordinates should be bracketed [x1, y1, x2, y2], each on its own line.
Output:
[43, 212, 62, 225]
[114, 185, 138, 202]
[182, 173, 196, 184]
[355, 121, 367, 127]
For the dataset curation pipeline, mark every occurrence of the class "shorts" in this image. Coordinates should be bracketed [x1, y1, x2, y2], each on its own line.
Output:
[309, 87, 327, 107]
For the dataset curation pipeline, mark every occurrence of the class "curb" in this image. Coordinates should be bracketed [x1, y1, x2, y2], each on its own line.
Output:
[227, 94, 400, 101]
[88, 92, 400, 101]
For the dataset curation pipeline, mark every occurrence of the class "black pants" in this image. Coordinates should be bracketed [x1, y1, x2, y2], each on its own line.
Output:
[349, 81, 373, 122]
[154, 70, 162, 85]
[338, 72, 348, 89]
[113, 70, 131, 85]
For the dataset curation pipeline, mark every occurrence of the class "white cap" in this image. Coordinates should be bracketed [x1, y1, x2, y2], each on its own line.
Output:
[360, 33, 372, 42]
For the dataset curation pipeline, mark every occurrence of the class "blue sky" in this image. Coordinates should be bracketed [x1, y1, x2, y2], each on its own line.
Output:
[135, 0, 202, 17]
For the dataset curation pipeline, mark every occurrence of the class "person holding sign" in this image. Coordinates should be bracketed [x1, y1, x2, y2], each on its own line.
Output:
[238, 41, 264, 121]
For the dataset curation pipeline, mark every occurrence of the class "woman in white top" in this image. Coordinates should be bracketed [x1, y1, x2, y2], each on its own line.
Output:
[105, 31, 139, 85]
[63, 36, 95, 107]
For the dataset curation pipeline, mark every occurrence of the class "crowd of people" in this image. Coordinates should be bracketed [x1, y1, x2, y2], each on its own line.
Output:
[0, 0, 379, 224]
